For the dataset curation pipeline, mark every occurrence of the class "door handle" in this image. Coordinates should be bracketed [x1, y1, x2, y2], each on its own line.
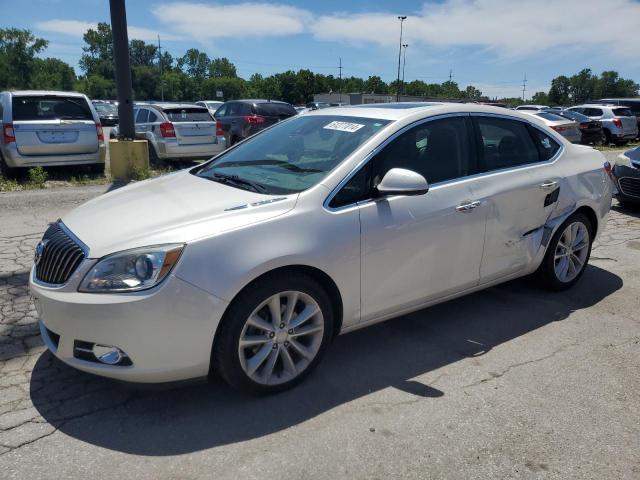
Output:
[540, 180, 558, 190]
[456, 200, 481, 212]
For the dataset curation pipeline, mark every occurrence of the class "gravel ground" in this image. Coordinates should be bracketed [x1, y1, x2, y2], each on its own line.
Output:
[0, 182, 639, 479]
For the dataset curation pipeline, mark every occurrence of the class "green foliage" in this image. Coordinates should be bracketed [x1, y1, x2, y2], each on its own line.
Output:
[128, 164, 151, 181]
[0, 28, 50, 89]
[531, 91, 550, 105]
[0, 175, 20, 192]
[27, 166, 48, 187]
[548, 69, 639, 106]
[209, 57, 237, 78]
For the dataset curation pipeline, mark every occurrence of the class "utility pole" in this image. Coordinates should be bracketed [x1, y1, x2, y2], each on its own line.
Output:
[157, 35, 164, 101]
[109, 0, 134, 139]
[401, 44, 408, 94]
[449, 69, 453, 83]
[447, 69, 453, 100]
[338, 57, 342, 103]
[522, 73, 527, 101]
[396, 16, 407, 102]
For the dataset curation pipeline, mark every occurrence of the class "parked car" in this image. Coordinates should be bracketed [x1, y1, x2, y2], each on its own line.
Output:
[306, 102, 332, 110]
[543, 109, 604, 145]
[92, 101, 119, 126]
[521, 111, 581, 143]
[31, 103, 612, 394]
[568, 104, 638, 145]
[514, 105, 549, 112]
[214, 99, 297, 146]
[195, 100, 224, 116]
[294, 106, 311, 115]
[0, 90, 106, 176]
[591, 98, 640, 138]
[111, 103, 225, 164]
[610, 146, 640, 206]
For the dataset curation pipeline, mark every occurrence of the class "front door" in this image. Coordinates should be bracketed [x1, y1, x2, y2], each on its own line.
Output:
[357, 115, 487, 322]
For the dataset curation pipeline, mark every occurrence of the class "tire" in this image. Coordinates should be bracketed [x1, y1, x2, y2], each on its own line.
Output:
[0, 154, 16, 178]
[536, 213, 593, 291]
[213, 272, 334, 395]
[603, 129, 612, 146]
[148, 144, 163, 167]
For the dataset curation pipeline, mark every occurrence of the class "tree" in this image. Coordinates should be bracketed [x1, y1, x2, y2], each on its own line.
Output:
[548, 75, 571, 105]
[0, 28, 48, 89]
[462, 85, 483, 100]
[209, 57, 237, 78]
[79, 22, 114, 79]
[178, 48, 210, 80]
[129, 39, 157, 67]
[31, 58, 76, 90]
[364, 76, 387, 94]
[75, 74, 115, 99]
[531, 91, 549, 105]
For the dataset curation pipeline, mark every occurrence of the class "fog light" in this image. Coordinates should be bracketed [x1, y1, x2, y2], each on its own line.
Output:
[92, 344, 125, 365]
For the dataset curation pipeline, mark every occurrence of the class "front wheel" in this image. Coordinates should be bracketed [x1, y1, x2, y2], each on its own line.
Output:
[213, 273, 334, 394]
[536, 213, 593, 291]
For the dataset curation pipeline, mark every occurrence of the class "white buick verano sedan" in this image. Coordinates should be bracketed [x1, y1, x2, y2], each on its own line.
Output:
[31, 103, 613, 394]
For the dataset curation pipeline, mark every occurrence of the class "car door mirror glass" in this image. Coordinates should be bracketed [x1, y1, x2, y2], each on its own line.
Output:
[376, 168, 429, 196]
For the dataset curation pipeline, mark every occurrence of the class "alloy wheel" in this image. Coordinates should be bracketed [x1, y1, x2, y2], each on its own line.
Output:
[238, 291, 324, 385]
[554, 221, 590, 283]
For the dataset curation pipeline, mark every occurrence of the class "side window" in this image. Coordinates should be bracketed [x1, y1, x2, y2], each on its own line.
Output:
[370, 116, 474, 185]
[227, 103, 241, 116]
[528, 126, 561, 161]
[148, 110, 158, 123]
[475, 117, 539, 171]
[215, 104, 227, 118]
[583, 108, 603, 117]
[135, 109, 149, 124]
[241, 103, 253, 115]
[329, 164, 371, 208]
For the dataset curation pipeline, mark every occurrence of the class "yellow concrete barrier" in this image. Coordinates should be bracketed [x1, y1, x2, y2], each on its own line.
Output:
[109, 139, 149, 181]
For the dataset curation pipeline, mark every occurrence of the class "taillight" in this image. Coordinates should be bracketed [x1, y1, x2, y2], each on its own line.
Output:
[551, 125, 567, 132]
[96, 123, 104, 142]
[160, 122, 175, 138]
[244, 115, 265, 125]
[216, 121, 224, 136]
[3, 123, 15, 144]
[612, 118, 623, 128]
[603, 161, 614, 180]
[578, 123, 588, 129]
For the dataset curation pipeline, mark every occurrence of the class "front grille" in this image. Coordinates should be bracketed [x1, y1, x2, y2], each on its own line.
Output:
[619, 177, 640, 198]
[35, 223, 86, 285]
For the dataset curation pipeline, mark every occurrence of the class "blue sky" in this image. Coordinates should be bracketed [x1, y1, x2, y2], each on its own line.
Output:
[5, 0, 640, 99]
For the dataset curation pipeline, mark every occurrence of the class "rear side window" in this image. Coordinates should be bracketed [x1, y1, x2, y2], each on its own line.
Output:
[255, 103, 297, 117]
[612, 108, 634, 117]
[12, 96, 93, 121]
[163, 108, 212, 122]
[536, 112, 565, 121]
[475, 117, 540, 171]
[583, 108, 603, 117]
[528, 126, 561, 161]
[148, 111, 158, 123]
[135, 109, 149, 124]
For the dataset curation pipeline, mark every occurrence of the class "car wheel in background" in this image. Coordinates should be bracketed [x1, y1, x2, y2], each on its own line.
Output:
[89, 163, 105, 176]
[148, 144, 163, 168]
[0, 154, 16, 178]
[536, 213, 593, 291]
[603, 129, 612, 145]
[212, 272, 334, 395]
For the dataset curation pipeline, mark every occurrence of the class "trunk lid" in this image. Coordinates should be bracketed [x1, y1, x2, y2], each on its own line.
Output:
[162, 107, 217, 145]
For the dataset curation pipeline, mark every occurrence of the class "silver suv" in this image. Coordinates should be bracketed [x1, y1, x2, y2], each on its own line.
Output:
[113, 103, 226, 164]
[0, 90, 106, 176]
[568, 104, 638, 145]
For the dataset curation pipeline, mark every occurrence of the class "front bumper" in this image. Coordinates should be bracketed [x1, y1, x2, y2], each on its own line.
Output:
[30, 264, 229, 383]
[612, 165, 640, 203]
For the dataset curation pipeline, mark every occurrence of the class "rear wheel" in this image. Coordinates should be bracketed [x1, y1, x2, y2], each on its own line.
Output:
[213, 273, 334, 395]
[89, 163, 105, 176]
[148, 143, 163, 167]
[536, 213, 593, 291]
[0, 154, 16, 178]
[603, 129, 612, 145]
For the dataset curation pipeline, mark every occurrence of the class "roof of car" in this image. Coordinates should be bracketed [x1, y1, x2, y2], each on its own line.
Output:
[5, 90, 87, 97]
[142, 102, 207, 110]
[230, 99, 291, 104]
[304, 102, 551, 123]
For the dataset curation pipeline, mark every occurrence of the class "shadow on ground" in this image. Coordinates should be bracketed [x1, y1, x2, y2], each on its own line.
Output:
[31, 265, 622, 456]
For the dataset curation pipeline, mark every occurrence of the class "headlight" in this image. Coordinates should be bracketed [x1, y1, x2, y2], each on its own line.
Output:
[79, 244, 184, 293]
[615, 153, 632, 168]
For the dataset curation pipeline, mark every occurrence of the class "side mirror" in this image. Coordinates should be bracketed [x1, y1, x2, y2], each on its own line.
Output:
[375, 168, 429, 197]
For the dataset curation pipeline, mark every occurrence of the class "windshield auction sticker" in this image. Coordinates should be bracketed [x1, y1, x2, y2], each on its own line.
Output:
[323, 121, 365, 133]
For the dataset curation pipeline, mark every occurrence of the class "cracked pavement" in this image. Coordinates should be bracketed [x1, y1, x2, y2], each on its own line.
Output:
[1, 185, 639, 479]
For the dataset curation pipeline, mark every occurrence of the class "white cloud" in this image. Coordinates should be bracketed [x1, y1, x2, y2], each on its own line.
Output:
[310, 0, 640, 59]
[35, 19, 182, 42]
[152, 2, 312, 40]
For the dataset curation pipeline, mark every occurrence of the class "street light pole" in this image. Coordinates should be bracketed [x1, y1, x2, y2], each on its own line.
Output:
[401, 44, 408, 95]
[109, 0, 134, 139]
[396, 15, 407, 102]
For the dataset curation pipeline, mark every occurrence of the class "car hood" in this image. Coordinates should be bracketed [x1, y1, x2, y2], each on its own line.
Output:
[62, 170, 298, 258]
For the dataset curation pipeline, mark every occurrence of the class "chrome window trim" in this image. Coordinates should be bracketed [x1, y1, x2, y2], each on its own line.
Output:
[324, 112, 564, 212]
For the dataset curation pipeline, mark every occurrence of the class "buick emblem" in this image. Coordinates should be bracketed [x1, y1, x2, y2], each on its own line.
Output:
[34, 240, 48, 266]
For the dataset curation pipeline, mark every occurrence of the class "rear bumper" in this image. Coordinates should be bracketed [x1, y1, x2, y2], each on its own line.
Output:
[156, 136, 226, 160]
[612, 165, 640, 203]
[1, 143, 106, 168]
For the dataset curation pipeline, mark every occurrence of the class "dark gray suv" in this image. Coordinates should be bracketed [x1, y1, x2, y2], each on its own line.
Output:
[214, 100, 296, 146]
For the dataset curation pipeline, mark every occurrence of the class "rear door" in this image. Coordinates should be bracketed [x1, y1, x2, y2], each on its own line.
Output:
[612, 107, 638, 136]
[163, 107, 216, 146]
[469, 115, 564, 283]
[11, 95, 98, 156]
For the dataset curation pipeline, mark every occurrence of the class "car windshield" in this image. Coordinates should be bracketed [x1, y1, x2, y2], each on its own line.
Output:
[164, 108, 212, 122]
[553, 110, 589, 122]
[536, 112, 567, 122]
[195, 115, 391, 194]
[94, 103, 117, 115]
